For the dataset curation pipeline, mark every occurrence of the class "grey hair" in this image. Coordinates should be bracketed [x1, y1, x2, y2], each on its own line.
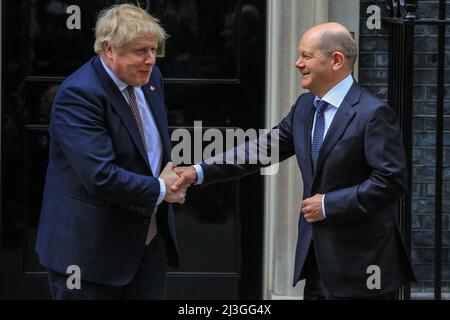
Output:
[94, 3, 167, 54]
[316, 29, 358, 68]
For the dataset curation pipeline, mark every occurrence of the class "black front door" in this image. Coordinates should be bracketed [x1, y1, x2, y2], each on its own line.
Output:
[1, 0, 266, 299]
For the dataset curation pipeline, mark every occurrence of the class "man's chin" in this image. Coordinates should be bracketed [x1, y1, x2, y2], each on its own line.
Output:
[137, 76, 151, 86]
[301, 81, 310, 90]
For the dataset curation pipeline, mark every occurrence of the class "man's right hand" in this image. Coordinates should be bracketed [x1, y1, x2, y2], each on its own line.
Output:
[159, 162, 187, 204]
[172, 166, 198, 191]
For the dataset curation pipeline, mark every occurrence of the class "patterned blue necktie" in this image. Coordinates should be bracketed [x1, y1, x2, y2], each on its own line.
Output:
[311, 100, 329, 170]
[127, 86, 157, 245]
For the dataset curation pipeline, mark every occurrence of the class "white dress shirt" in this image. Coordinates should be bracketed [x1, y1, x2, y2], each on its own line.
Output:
[101, 58, 166, 205]
[311, 74, 354, 216]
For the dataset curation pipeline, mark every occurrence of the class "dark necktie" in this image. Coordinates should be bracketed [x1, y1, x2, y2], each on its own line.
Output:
[311, 100, 329, 170]
[127, 86, 157, 245]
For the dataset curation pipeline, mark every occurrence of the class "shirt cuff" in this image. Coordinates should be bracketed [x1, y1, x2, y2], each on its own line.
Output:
[193, 164, 204, 185]
[322, 194, 327, 217]
[157, 178, 166, 205]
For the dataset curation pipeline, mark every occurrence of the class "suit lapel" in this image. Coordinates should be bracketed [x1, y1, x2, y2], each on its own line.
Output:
[141, 83, 171, 164]
[312, 82, 361, 182]
[92, 57, 151, 171]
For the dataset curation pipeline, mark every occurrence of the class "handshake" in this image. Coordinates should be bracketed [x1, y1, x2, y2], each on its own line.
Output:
[159, 162, 198, 204]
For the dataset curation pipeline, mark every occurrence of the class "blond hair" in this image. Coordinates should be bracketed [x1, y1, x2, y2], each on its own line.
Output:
[94, 3, 167, 54]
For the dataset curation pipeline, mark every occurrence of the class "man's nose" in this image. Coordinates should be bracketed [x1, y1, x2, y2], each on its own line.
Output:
[295, 57, 304, 68]
[144, 51, 156, 65]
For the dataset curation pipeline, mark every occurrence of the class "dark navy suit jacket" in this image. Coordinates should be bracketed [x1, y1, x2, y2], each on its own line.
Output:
[36, 56, 179, 286]
[201, 81, 415, 297]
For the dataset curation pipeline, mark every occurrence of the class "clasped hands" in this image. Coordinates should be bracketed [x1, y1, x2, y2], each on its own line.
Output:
[159, 162, 198, 204]
[160, 162, 326, 224]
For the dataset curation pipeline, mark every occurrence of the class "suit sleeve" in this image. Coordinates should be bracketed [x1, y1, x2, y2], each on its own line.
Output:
[200, 96, 303, 186]
[324, 104, 407, 225]
[50, 85, 161, 216]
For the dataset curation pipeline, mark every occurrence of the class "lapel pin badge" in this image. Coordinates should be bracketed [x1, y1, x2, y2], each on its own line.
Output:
[150, 86, 156, 92]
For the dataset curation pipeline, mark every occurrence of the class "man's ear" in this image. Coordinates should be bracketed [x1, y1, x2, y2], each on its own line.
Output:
[104, 42, 113, 58]
[331, 52, 345, 71]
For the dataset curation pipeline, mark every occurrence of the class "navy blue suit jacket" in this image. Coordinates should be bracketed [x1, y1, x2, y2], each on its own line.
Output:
[36, 56, 179, 286]
[201, 81, 415, 297]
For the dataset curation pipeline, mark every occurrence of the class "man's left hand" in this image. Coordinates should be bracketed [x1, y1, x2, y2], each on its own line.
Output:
[301, 194, 325, 223]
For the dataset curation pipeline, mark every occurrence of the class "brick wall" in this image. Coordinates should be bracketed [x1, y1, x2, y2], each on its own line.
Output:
[359, 0, 450, 298]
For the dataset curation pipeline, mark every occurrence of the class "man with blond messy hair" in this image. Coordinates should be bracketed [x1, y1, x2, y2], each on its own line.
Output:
[36, 3, 187, 299]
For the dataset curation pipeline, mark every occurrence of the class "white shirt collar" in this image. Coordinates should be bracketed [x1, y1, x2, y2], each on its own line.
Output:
[100, 57, 139, 93]
[314, 74, 354, 109]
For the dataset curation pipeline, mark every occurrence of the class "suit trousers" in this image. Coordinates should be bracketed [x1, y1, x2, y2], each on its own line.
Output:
[47, 233, 167, 300]
[302, 242, 397, 300]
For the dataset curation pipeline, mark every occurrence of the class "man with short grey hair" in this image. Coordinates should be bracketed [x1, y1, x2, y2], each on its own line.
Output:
[36, 3, 186, 299]
[173, 22, 416, 299]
